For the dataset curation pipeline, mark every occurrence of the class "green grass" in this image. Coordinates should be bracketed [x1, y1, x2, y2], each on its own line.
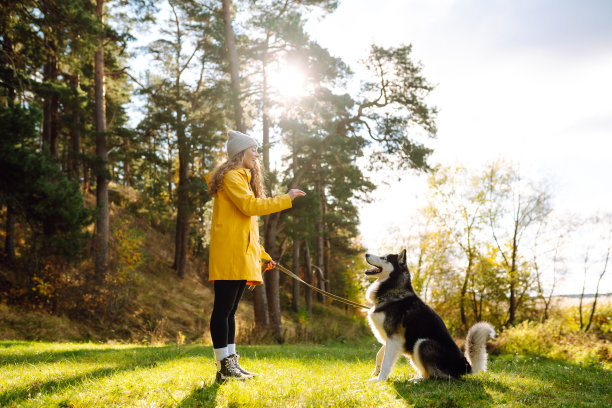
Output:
[1, 340, 610, 407]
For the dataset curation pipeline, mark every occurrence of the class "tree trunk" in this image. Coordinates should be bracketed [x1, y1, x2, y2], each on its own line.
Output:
[290, 131, 300, 312]
[579, 250, 588, 330]
[93, 0, 109, 282]
[304, 241, 312, 316]
[4, 206, 16, 264]
[292, 238, 300, 312]
[81, 147, 89, 192]
[69, 74, 82, 182]
[262, 34, 271, 176]
[316, 179, 325, 302]
[507, 225, 519, 326]
[174, 122, 190, 278]
[42, 36, 59, 159]
[169, 2, 191, 279]
[253, 285, 269, 328]
[167, 127, 173, 198]
[324, 235, 331, 294]
[264, 213, 283, 341]
[123, 137, 130, 187]
[221, 0, 245, 132]
[585, 246, 609, 332]
[254, 34, 272, 328]
[459, 252, 473, 330]
[318, 179, 330, 295]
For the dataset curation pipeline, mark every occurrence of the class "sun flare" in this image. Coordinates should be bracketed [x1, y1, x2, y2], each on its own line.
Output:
[268, 65, 307, 99]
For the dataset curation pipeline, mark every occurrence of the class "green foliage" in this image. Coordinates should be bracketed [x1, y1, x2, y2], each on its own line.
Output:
[359, 44, 437, 171]
[0, 106, 94, 263]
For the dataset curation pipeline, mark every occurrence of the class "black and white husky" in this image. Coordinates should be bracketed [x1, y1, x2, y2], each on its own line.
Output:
[364, 249, 495, 381]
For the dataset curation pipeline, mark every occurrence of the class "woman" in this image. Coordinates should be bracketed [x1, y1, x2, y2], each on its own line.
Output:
[205, 130, 306, 382]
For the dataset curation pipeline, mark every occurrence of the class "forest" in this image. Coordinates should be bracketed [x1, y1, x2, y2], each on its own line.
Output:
[1, 0, 610, 343]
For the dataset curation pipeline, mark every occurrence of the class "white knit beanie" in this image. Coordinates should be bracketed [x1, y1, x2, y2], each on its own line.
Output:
[227, 130, 258, 158]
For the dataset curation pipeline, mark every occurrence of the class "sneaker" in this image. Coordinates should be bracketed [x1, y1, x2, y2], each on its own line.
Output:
[230, 354, 258, 377]
[215, 355, 248, 383]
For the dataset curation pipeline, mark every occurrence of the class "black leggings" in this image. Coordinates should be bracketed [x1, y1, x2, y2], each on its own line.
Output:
[210, 280, 247, 349]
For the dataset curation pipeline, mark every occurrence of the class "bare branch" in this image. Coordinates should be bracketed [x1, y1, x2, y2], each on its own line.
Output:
[107, 68, 147, 90]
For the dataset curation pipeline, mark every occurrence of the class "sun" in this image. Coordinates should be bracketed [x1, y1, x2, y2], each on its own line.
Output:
[268, 64, 307, 99]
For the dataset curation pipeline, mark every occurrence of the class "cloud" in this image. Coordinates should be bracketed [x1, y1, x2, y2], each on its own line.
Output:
[440, 0, 612, 58]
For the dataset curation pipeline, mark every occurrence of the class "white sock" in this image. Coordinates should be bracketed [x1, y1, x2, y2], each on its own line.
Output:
[213, 347, 229, 361]
[228, 344, 236, 355]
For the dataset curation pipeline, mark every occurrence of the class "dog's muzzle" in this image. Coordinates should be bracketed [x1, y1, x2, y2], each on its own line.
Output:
[364, 266, 382, 275]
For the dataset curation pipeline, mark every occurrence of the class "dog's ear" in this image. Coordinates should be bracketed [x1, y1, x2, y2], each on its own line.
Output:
[398, 249, 407, 266]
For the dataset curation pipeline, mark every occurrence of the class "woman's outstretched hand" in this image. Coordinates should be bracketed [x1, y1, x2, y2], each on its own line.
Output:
[288, 189, 306, 200]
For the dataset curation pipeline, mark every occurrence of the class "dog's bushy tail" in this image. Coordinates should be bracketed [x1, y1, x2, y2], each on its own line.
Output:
[465, 322, 495, 374]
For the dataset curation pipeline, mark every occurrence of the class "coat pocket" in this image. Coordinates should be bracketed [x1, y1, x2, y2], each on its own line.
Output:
[246, 229, 258, 253]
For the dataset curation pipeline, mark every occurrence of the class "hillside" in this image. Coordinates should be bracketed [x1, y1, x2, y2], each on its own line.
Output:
[0, 200, 368, 344]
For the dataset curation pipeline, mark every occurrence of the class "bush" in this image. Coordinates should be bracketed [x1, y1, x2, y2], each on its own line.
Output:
[496, 312, 612, 368]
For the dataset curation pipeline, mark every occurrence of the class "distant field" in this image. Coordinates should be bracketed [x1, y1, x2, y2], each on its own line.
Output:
[550, 294, 612, 307]
[1, 340, 610, 407]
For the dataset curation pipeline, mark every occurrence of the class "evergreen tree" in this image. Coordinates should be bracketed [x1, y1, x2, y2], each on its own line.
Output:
[0, 105, 94, 288]
[138, 0, 231, 277]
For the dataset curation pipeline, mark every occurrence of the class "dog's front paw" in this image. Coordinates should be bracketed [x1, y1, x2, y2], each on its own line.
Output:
[367, 377, 381, 382]
[371, 369, 381, 377]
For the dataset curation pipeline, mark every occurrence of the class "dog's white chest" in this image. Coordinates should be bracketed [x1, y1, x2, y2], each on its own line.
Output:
[365, 281, 380, 305]
[367, 309, 387, 344]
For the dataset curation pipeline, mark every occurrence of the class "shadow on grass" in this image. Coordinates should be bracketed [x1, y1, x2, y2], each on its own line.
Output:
[177, 381, 220, 408]
[0, 343, 208, 366]
[226, 342, 379, 364]
[392, 377, 493, 408]
[391, 355, 612, 408]
[0, 341, 379, 367]
[0, 364, 158, 406]
[0, 341, 377, 406]
[0, 341, 32, 348]
[487, 354, 612, 405]
[0, 345, 211, 406]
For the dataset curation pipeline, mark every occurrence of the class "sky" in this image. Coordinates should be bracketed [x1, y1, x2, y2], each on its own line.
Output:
[304, 0, 612, 294]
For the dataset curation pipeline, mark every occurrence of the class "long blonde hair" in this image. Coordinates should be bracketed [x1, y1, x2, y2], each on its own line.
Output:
[208, 150, 267, 198]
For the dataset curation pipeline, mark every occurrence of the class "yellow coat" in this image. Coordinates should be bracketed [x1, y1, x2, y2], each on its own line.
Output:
[206, 168, 292, 284]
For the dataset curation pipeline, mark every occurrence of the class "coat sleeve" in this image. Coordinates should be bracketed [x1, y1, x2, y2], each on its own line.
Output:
[223, 171, 292, 216]
[260, 245, 272, 261]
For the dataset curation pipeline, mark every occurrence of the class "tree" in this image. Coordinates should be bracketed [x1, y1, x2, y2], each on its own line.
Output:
[138, 0, 230, 279]
[577, 214, 612, 331]
[532, 215, 574, 321]
[425, 165, 486, 330]
[221, 0, 246, 132]
[585, 243, 609, 331]
[93, 0, 110, 282]
[165, 0, 200, 279]
[267, 43, 436, 337]
[0, 105, 94, 287]
[415, 162, 553, 330]
[243, 0, 340, 334]
[483, 161, 551, 326]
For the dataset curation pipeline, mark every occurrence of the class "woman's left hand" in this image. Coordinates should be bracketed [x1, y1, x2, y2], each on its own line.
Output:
[288, 189, 306, 200]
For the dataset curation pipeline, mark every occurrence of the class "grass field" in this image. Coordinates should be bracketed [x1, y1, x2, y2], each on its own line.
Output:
[1, 340, 610, 407]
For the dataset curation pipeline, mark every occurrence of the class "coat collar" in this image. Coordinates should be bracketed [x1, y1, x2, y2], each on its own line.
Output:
[239, 167, 252, 183]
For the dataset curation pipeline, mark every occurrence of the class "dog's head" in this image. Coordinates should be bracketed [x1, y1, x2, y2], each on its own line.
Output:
[364, 249, 408, 280]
